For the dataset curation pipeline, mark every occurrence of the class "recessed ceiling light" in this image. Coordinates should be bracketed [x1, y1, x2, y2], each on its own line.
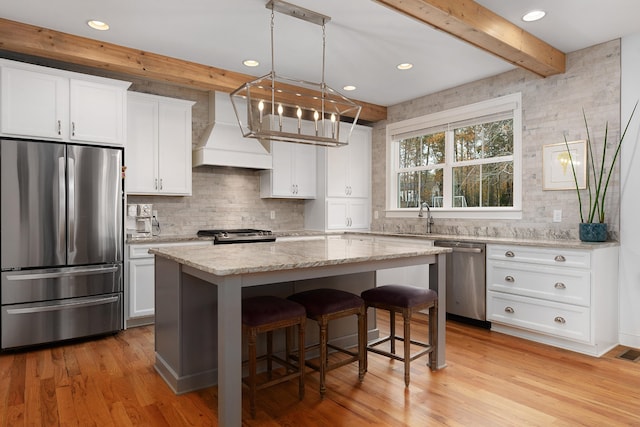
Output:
[343, 85, 356, 91]
[522, 10, 546, 22]
[397, 63, 413, 71]
[243, 59, 260, 67]
[87, 20, 109, 31]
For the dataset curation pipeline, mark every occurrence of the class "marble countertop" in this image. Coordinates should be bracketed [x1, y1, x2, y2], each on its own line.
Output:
[148, 235, 450, 276]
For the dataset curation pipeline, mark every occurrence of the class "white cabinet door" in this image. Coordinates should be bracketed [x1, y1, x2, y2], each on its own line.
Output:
[326, 126, 371, 198]
[128, 257, 156, 318]
[348, 198, 369, 229]
[292, 143, 316, 198]
[261, 140, 316, 198]
[126, 96, 159, 193]
[347, 128, 371, 198]
[157, 101, 192, 195]
[69, 79, 126, 145]
[126, 92, 193, 196]
[1, 67, 68, 139]
[327, 198, 369, 230]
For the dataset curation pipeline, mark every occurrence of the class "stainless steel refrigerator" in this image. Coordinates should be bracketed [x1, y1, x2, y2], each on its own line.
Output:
[1, 138, 123, 349]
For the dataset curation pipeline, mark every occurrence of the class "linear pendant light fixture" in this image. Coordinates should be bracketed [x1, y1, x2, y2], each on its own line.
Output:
[230, 0, 361, 147]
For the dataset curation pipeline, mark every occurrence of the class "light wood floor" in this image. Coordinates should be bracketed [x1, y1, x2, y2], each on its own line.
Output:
[1, 314, 639, 426]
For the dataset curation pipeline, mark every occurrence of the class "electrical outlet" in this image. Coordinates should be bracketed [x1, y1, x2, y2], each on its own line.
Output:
[270, 210, 276, 220]
[553, 209, 562, 222]
[374, 210, 379, 219]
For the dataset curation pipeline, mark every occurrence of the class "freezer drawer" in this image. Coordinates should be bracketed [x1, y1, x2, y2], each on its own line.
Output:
[1, 264, 122, 305]
[1, 293, 122, 349]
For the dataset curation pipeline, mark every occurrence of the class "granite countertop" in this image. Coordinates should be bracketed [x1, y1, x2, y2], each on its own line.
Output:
[148, 234, 450, 276]
[130, 230, 619, 250]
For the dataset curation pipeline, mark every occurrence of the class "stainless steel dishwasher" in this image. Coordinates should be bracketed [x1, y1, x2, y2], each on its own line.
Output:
[433, 240, 487, 324]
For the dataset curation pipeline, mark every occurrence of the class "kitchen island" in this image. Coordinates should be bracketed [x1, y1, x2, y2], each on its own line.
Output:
[150, 235, 450, 426]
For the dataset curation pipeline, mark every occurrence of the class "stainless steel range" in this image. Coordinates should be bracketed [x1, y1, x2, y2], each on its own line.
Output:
[197, 229, 276, 244]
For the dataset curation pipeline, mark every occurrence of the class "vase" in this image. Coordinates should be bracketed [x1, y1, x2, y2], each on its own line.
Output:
[579, 223, 607, 242]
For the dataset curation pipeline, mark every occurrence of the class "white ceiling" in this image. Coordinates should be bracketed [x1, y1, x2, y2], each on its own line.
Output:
[2, 0, 640, 107]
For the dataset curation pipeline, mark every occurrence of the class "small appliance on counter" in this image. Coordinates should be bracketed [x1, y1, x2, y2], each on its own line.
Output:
[126, 204, 153, 238]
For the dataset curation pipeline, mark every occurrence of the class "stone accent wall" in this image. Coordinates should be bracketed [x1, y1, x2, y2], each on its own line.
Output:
[370, 40, 622, 241]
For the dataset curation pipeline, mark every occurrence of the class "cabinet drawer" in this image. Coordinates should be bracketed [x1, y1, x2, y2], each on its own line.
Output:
[487, 245, 590, 269]
[487, 261, 590, 306]
[487, 291, 590, 343]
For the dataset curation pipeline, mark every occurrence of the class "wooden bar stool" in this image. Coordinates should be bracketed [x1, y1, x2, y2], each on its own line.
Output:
[361, 284, 438, 386]
[242, 296, 306, 418]
[287, 288, 366, 398]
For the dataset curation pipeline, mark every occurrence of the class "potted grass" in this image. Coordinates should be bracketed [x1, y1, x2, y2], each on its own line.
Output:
[564, 102, 638, 242]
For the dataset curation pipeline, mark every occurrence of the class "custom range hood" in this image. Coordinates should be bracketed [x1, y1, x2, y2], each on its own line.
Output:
[193, 91, 272, 169]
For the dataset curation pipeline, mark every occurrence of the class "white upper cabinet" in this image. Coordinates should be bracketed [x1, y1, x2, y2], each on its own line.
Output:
[126, 92, 194, 196]
[0, 60, 130, 145]
[261, 137, 317, 199]
[327, 126, 371, 198]
[69, 79, 126, 144]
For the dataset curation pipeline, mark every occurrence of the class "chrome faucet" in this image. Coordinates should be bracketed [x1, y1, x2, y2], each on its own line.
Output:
[418, 202, 434, 234]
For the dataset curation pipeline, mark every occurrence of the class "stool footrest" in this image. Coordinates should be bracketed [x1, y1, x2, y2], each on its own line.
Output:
[367, 335, 433, 362]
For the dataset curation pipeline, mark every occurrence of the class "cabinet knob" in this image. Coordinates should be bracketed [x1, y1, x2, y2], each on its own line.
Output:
[554, 282, 566, 289]
[554, 255, 566, 262]
[554, 316, 566, 324]
[504, 275, 515, 283]
[505, 251, 515, 258]
[504, 306, 514, 314]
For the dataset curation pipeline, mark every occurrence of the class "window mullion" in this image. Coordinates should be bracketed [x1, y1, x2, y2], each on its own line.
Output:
[443, 129, 454, 209]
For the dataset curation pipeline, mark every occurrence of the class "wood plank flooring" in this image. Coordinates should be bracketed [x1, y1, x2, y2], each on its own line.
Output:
[1, 314, 639, 426]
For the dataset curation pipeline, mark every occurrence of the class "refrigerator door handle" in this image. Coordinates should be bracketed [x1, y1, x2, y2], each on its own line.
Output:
[5, 295, 119, 315]
[58, 156, 66, 258]
[67, 157, 76, 256]
[5, 265, 120, 281]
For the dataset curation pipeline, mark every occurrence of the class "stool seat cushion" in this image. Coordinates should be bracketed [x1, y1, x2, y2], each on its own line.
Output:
[242, 296, 306, 327]
[288, 289, 364, 317]
[361, 285, 437, 308]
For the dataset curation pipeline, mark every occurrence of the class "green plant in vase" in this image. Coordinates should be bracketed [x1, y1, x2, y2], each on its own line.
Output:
[564, 102, 638, 242]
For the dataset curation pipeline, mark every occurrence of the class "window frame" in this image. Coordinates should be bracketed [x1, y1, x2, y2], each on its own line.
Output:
[385, 93, 522, 220]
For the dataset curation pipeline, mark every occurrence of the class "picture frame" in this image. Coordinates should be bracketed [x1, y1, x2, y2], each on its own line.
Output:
[542, 140, 587, 190]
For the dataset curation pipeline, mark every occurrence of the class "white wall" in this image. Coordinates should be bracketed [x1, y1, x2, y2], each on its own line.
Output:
[619, 33, 640, 347]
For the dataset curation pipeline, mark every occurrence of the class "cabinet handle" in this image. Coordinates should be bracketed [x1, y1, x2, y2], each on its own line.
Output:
[554, 282, 566, 289]
[504, 275, 515, 283]
[57, 120, 62, 135]
[505, 251, 515, 258]
[159, 178, 163, 190]
[554, 316, 566, 324]
[71, 122, 76, 137]
[554, 255, 566, 262]
[154, 178, 158, 190]
[504, 306, 515, 314]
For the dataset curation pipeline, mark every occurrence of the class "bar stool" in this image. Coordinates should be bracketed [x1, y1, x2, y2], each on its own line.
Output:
[287, 288, 366, 398]
[242, 296, 306, 418]
[361, 284, 438, 386]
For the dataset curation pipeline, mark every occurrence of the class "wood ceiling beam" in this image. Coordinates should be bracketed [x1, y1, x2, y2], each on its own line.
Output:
[375, 0, 566, 77]
[0, 18, 387, 123]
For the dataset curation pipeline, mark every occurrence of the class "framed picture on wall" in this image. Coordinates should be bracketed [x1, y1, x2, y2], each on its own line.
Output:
[542, 140, 587, 190]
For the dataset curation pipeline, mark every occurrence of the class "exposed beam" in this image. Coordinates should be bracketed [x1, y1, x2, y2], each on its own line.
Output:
[375, 0, 566, 77]
[0, 18, 387, 123]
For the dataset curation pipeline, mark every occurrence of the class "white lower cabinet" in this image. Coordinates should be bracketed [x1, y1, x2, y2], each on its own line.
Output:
[486, 243, 619, 356]
[126, 240, 212, 326]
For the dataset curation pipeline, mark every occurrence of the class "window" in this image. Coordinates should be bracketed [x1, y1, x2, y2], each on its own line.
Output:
[386, 93, 522, 219]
